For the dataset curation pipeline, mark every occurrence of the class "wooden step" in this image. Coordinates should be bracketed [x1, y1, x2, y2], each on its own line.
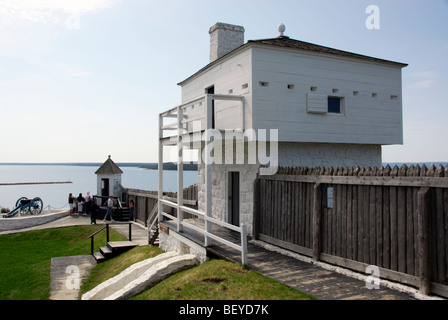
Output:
[107, 241, 138, 255]
[107, 241, 138, 250]
[100, 246, 113, 257]
[93, 251, 105, 262]
[92, 241, 137, 263]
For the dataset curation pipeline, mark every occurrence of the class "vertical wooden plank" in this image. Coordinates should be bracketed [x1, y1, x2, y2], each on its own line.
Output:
[347, 184, 353, 260]
[381, 166, 390, 269]
[363, 170, 371, 265]
[435, 165, 446, 284]
[305, 182, 311, 248]
[322, 185, 328, 254]
[298, 181, 303, 247]
[376, 184, 383, 268]
[313, 183, 322, 261]
[294, 180, 299, 246]
[252, 176, 260, 240]
[390, 166, 399, 271]
[357, 182, 364, 262]
[352, 183, 358, 262]
[341, 182, 348, 259]
[335, 182, 341, 257]
[270, 181, 281, 238]
[444, 185, 448, 284]
[406, 184, 415, 276]
[397, 165, 407, 273]
[266, 179, 271, 237]
[286, 181, 291, 243]
[418, 186, 431, 295]
[369, 182, 376, 265]
[289, 180, 294, 244]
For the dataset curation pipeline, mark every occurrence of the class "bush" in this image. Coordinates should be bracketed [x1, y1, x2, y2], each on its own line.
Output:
[1, 208, 10, 213]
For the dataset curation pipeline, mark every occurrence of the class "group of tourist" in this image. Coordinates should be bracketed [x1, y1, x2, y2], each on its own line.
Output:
[67, 193, 134, 224]
[68, 192, 98, 223]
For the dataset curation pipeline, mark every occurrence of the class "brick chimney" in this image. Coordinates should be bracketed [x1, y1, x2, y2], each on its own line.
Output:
[209, 22, 245, 62]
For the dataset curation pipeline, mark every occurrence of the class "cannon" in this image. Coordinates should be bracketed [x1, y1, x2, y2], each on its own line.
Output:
[2, 197, 43, 218]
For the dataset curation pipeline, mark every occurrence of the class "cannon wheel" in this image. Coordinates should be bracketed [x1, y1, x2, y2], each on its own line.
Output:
[20, 205, 30, 215]
[30, 197, 43, 215]
[15, 197, 28, 208]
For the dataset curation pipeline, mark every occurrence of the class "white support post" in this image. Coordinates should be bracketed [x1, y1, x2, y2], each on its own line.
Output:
[241, 223, 248, 266]
[204, 94, 213, 246]
[158, 114, 163, 223]
[177, 106, 184, 233]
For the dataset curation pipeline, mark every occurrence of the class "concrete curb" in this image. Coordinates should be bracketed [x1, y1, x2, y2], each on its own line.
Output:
[82, 251, 198, 300]
[0, 210, 69, 232]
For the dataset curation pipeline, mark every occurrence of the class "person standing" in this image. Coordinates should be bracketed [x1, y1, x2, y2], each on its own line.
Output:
[85, 191, 92, 216]
[103, 195, 115, 222]
[129, 199, 134, 221]
[90, 198, 99, 224]
[77, 193, 85, 214]
[68, 193, 74, 216]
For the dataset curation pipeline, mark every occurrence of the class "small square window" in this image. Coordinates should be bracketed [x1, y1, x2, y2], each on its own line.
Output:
[287, 84, 295, 89]
[328, 96, 342, 113]
[372, 93, 377, 98]
[310, 86, 317, 91]
[259, 81, 269, 87]
[353, 91, 359, 96]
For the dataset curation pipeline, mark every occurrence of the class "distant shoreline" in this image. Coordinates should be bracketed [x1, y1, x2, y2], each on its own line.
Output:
[0, 162, 446, 170]
[0, 181, 73, 186]
[0, 162, 199, 171]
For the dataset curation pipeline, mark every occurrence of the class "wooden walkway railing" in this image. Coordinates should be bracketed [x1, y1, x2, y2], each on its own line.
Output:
[254, 164, 448, 298]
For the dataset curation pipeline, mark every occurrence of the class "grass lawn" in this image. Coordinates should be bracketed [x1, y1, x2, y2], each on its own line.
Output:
[0, 225, 127, 300]
[130, 259, 315, 300]
[1, 226, 315, 301]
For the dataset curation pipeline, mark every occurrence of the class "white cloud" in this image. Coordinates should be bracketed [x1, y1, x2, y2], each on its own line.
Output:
[407, 70, 438, 89]
[55, 61, 91, 77]
[0, 0, 119, 22]
[0, 0, 120, 48]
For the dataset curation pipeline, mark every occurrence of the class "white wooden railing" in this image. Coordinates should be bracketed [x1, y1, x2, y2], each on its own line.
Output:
[158, 93, 247, 265]
[159, 199, 248, 265]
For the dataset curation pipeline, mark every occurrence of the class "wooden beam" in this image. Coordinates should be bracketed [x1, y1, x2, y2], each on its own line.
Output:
[259, 174, 448, 188]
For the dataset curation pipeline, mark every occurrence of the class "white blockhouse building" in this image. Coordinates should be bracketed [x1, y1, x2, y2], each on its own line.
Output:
[158, 23, 407, 260]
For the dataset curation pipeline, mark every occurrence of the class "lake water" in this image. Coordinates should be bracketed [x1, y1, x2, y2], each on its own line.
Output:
[0, 165, 198, 210]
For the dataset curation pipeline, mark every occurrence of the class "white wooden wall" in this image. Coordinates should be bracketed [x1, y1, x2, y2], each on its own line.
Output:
[180, 48, 253, 131]
[179, 43, 404, 146]
[251, 46, 403, 145]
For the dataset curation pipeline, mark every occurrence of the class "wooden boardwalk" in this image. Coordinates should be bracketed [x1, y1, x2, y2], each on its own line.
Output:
[163, 219, 420, 300]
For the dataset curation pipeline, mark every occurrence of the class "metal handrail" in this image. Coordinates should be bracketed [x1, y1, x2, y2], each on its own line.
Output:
[88, 222, 133, 255]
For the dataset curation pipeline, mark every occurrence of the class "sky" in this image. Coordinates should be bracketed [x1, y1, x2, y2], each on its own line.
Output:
[0, 0, 447, 164]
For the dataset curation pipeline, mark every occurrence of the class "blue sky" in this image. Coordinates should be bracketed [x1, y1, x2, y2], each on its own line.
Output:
[0, 0, 447, 164]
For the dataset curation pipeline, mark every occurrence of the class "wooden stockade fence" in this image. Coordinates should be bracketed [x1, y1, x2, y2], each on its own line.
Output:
[121, 184, 198, 225]
[253, 164, 448, 298]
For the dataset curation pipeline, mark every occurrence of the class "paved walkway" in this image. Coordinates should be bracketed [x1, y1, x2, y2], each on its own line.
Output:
[50, 255, 96, 300]
[208, 239, 429, 300]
